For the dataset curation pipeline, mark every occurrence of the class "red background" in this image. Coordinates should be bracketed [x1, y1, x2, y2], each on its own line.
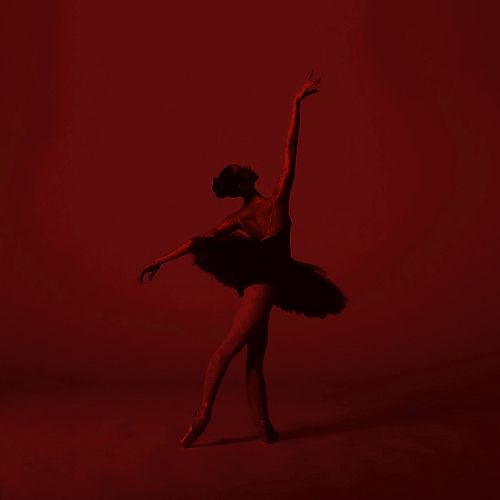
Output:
[2, 1, 499, 498]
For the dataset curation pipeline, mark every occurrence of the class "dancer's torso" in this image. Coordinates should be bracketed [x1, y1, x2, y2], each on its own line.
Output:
[237, 197, 291, 242]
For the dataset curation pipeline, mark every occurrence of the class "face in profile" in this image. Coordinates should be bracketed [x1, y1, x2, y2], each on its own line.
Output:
[235, 165, 259, 193]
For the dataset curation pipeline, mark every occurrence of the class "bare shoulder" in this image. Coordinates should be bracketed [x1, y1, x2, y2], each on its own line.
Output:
[221, 209, 243, 228]
[238, 196, 291, 235]
[198, 210, 243, 239]
[234, 204, 255, 223]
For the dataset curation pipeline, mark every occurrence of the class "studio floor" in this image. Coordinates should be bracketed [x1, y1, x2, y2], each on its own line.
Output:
[2, 362, 499, 500]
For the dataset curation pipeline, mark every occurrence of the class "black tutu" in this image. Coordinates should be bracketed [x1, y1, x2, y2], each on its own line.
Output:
[191, 220, 348, 318]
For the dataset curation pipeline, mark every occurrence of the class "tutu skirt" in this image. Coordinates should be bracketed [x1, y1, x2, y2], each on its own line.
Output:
[191, 223, 348, 318]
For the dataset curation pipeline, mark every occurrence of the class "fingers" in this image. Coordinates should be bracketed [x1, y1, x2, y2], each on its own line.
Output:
[139, 270, 153, 284]
[299, 71, 321, 98]
[307, 76, 321, 88]
[138, 263, 162, 284]
[138, 267, 150, 284]
[305, 69, 321, 83]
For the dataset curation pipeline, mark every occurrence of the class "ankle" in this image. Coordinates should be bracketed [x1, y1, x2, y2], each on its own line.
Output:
[254, 417, 276, 431]
[254, 416, 272, 424]
[254, 418, 279, 443]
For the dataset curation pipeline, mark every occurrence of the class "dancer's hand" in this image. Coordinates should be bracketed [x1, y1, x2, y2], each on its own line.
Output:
[294, 70, 321, 102]
[138, 260, 163, 284]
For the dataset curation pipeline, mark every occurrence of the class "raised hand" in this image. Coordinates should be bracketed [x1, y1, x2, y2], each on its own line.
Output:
[138, 261, 162, 284]
[294, 69, 321, 102]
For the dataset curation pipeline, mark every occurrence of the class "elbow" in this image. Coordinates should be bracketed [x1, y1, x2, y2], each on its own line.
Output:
[190, 234, 213, 252]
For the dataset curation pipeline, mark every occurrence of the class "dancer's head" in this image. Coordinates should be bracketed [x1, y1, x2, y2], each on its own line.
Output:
[212, 164, 259, 199]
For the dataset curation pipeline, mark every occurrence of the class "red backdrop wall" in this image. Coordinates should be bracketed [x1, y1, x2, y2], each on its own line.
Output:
[2, 0, 499, 387]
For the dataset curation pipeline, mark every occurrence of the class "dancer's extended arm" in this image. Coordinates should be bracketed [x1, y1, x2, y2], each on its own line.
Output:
[272, 71, 321, 204]
[138, 211, 241, 283]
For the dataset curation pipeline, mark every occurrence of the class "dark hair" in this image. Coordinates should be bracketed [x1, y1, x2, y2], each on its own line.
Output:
[212, 164, 249, 199]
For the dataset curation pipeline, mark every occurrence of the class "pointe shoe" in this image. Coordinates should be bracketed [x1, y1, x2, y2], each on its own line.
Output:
[254, 418, 279, 444]
[179, 408, 211, 448]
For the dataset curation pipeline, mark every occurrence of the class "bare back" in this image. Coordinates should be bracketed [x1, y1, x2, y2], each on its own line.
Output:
[237, 197, 290, 241]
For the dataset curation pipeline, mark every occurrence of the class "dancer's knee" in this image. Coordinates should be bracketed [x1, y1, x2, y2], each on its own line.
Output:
[246, 358, 264, 375]
[246, 345, 265, 371]
[212, 340, 244, 365]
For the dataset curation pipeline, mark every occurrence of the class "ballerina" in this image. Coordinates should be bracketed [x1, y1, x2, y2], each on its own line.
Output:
[139, 71, 348, 447]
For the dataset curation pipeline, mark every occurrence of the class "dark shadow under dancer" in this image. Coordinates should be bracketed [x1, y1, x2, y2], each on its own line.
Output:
[138, 71, 348, 447]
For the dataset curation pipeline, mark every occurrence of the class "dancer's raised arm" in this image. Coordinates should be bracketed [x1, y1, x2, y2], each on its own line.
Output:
[138, 211, 241, 284]
[271, 71, 321, 204]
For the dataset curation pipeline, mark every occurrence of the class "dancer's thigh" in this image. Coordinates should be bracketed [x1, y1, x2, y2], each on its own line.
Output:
[219, 284, 275, 355]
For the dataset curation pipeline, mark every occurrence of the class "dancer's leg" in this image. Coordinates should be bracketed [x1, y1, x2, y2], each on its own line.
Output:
[199, 283, 275, 412]
[245, 319, 271, 422]
[246, 317, 279, 443]
[180, 284, 275, 447]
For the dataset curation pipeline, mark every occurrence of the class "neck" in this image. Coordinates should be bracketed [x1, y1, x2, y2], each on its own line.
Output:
[241, 187, 264, 204]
